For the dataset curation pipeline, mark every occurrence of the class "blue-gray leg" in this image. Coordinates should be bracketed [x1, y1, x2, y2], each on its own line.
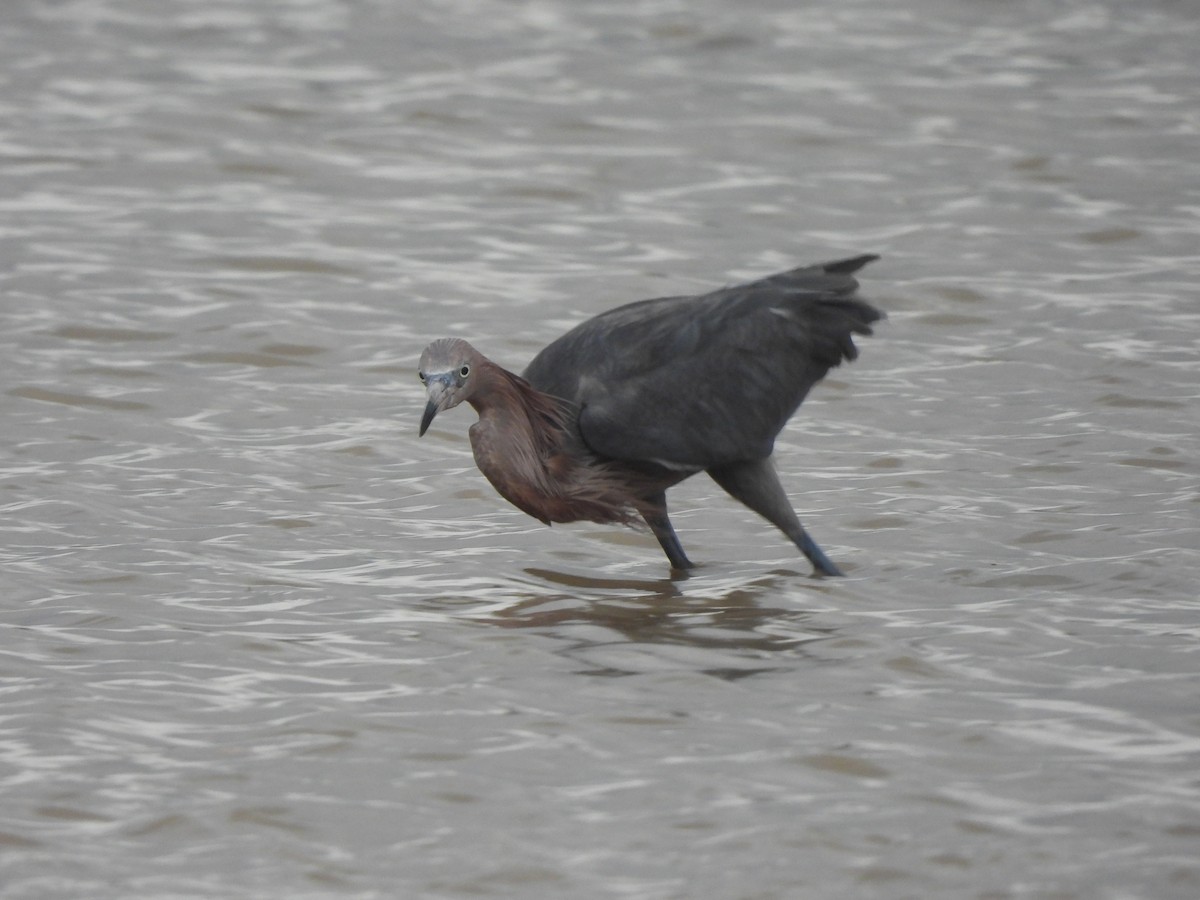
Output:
[641, 492, 694, 570]
[707, 459, 844, 577]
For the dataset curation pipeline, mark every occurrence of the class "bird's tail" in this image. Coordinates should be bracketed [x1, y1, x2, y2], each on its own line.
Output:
[815, 254, 880, 275]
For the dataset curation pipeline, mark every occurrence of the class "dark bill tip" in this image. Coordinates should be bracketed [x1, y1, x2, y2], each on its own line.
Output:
[419, 399, 438, 437]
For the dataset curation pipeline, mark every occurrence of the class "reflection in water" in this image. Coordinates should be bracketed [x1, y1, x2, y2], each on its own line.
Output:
[522, 565, 688, 596]
[478, 567, 843, 678]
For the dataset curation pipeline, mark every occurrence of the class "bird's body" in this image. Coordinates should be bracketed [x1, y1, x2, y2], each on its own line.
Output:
[418, 255, 882, 575]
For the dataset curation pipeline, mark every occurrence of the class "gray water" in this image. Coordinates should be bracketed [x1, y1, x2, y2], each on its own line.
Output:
[2, 0, 1198, 898]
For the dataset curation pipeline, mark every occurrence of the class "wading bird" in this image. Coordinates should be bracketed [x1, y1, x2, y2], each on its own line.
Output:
[418, 255, 882, 575]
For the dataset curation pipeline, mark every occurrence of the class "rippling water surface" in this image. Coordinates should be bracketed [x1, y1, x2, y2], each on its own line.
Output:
[3, 0, 1198, 897]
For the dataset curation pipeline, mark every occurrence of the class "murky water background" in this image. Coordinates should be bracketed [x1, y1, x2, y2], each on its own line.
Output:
[3, 0, 1198, 897]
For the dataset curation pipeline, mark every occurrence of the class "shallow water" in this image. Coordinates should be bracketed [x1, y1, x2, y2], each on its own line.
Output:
[2, 0, 1199, 897]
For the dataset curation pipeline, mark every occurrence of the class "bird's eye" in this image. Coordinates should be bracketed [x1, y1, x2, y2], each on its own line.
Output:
[418, 371, 426, 383]
[459, 364, 470, 378]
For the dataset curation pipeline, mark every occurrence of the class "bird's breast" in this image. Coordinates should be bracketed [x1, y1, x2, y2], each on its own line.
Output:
[468, 417, 560, 525]
[467, 409, 649, 527]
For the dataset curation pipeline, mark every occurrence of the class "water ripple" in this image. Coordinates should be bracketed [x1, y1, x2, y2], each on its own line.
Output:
[3, 0, 1200, 897]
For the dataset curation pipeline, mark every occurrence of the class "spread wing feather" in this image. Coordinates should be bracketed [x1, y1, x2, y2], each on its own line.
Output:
[521, 256, 882, 469]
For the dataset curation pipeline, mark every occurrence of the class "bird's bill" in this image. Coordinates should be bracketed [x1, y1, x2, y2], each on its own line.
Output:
[419, 398, 439, 436]
[419, 374, 455, 436]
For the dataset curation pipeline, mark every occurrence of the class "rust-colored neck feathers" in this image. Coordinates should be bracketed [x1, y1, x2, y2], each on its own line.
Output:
[465, 360, 645, 528]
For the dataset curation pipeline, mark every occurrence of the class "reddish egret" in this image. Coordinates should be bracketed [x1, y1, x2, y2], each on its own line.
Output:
[418, 255, 882, 575]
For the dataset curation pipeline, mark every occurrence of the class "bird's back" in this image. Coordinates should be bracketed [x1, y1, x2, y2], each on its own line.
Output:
[522, 256, 882, 469]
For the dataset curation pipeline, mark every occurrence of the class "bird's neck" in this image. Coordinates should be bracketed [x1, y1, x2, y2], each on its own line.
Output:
[465, 363, 574, 524]
[468, 363, 571, 450]
[465, 363, 646, 528]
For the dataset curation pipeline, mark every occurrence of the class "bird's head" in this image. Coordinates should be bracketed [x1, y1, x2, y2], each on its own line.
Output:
[417, 338, 485, 436]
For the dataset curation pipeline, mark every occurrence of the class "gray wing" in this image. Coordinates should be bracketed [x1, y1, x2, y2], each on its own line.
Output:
[522, 255, 883, 469]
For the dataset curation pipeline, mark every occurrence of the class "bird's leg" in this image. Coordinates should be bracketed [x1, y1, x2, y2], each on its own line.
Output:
[707, 459, 844, 577]
[640, 492, 694, 570]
